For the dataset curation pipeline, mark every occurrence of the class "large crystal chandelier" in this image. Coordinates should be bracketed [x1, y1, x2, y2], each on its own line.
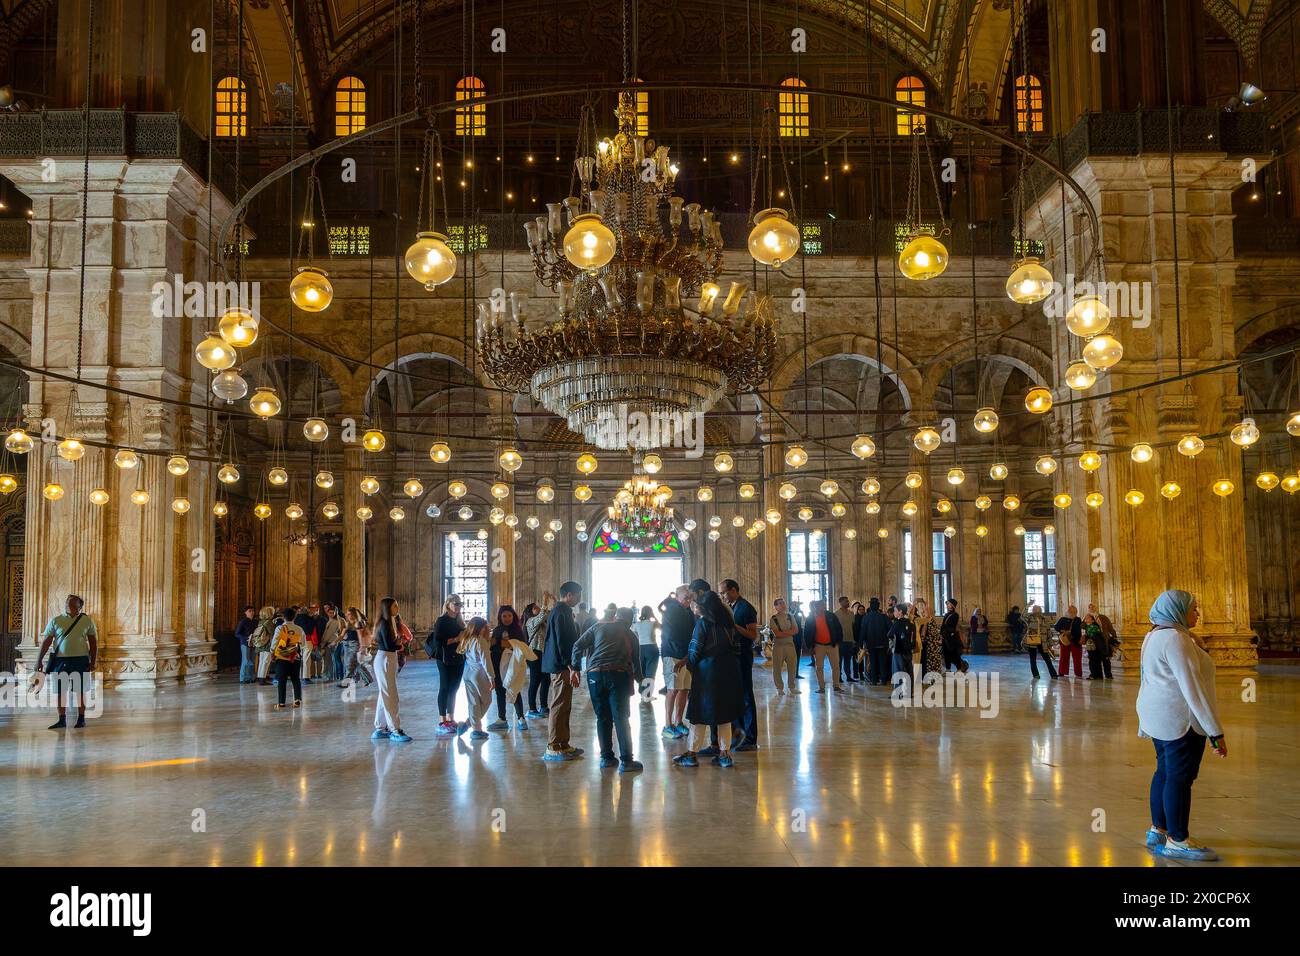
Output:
[477, 93, 777, 450]
[604, 474, 674, 549]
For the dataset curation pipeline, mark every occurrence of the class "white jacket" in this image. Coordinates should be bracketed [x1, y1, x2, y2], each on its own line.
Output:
[1136, 627, 1223, 740]
[500, 638, 537, 697]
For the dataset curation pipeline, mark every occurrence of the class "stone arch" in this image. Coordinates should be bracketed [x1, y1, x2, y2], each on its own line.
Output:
[920, 336, 1053, 405]
[1236, 301, 1300, 356]
[769, 334, 922, 411]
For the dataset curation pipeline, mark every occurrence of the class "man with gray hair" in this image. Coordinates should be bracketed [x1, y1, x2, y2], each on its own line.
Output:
[35, 594, 98, 729]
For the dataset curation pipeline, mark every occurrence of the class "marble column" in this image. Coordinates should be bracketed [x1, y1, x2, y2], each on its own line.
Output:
[1, 157, 229, 685]
[758, 415, 787, 610]
[341, 444, 367, 614]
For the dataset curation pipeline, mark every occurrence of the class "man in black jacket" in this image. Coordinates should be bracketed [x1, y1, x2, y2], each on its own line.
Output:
[541, 581, 586, 761]
[857, 597, 891, 685]
[802, 599, 844, 693]
[940, 598, 968, 672]
[658, 586, 694, 737]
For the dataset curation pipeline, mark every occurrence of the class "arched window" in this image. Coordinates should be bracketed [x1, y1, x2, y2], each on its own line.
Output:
[632, 78, 649, 136]
[779, 77, 809, 137]
[1014, 73, 1044, 133]
[895, 75, 926, 136]
[455, 76, 486, 136]
[335, 76, 366, 136]
[215, 76, 247, 138]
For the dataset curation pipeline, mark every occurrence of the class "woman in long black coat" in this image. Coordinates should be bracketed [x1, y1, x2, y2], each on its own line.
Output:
[673, 590, 743, 768]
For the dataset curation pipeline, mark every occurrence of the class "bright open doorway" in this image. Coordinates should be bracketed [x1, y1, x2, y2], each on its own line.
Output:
[589, 555, 685, 615]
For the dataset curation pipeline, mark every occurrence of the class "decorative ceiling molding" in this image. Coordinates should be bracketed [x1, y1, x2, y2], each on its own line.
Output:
[1203, 0, 1271, 66]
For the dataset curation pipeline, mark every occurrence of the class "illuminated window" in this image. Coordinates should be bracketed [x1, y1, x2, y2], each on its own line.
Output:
[335, 76, 366, 136]
[1023, 530, 1057, 614]
[633, 79, 649, 135]
[895, 75, 926, 136]
[455, 76, 486, 136]
[779, 77, 809, 137]
[215, 76, 247, 138]
[902, 530, 951, 607]
[1014, 73, 1044, 133]
[787, 530, 830, 609]
[447, 224, 488, 253]
[443, 532, 490, 620]
[328, 225, 370, 256]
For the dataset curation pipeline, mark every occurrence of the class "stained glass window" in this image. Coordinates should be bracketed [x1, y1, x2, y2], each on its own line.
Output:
[592, 529, 681, 554]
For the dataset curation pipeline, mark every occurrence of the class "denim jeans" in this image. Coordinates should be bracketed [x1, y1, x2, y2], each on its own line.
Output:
[239, 644, 255, 683]
[1150, 728, 1208, 842]
[586, 670, 634, 761]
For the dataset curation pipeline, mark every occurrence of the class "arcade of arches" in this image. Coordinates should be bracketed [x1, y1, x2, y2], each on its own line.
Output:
[0, 0, 1298, 870]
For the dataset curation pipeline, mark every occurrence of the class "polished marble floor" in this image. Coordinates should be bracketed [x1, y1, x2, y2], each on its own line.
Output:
[2, 653, 1297, 866]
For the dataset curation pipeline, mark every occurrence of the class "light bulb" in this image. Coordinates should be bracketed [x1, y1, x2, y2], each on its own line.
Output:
[913, 427, 942, 454]
[1065, 294, 1111, 337]
[878, 528, 891, 539]
[975, 525, 988, 538]
[360, 475, 380, 495]
[862, 477, 882, 495]
[303, 418, 329, 442]
[989, 462, 1009, 480]
[56, 437, 85, 462]
[1124, 489, 1145, 506]
[732, 515, 746, 528]
[936, 497, 953, 513]
[898, 233, 949, 280]
[901, 472, 920, 490]
[406, 478, 426, 498]
[361, 429, 386, 452]
[167, 455, 189, 476]
[1287, 412, 1300, 437]
[851, 435, 877, 459]
[1024, 387, 1053, 414]
[322, 502, 340, 519]
[356, 506, 373, 521]
[866, 501, 881, 515]
[536, 481, 555, 503]
[1006, 257, 1053, 304]
[285, 503, 304, 520]
[42, 482, 64, 501]
[1131, 443, 1154, 464]
[1003, 495, 1021, 511]
[1078, 450, 1102, 472]
[1054, 492, 1073, 509]
[1035, 455, 1057, 476]
[218, 306, 259, 348]
[946, 468, 965, 486]
[1229, 417, 1260, 448]
[195, 331, 237, 371]
[844, 528, 857, 539]
[738, 482, 756, 499]
[1282, 474, 1300, 494]
[765, 508, 782, 525]
[268, 467, 289, 486]
[1256, 471, 1280, 492]
[562, 213, 616, 271]
[1082, 333, 1123, 370]
[131, 489, 151, 506]
[429, 441, 452, 463]
[114, 448, 138, 470]
[943, 525, 957, 538]
[574, 484, 592, 502]
[972, 407, 1000, 434]
[1160, 481, 1182, 500]
[696, 486, 714, 502]
[315, 471, 334, 489]
[1086, 492, 1104, 508]
[831, 502, 847, 517]
[249, 386, 282, 419]
[525, 515, 540, 529]
[218, 463, 240, 483]
[1014, 524, 1026, 536]
[901, 500, 919, 517]
[575, 453, 598, 474]
[88, 487, 109, 505]
[784, 445, 808, 468]
[448, 480, 468, 498]
[212, 368, 248, 403]
[172, 497, 191, 514]
[1065, 361, 1097, 390]
[498, 447, 523, 472]
[1212, 478, 1235, 497]
[642, 454, 663, 475]
[390, 507, 406, 521]
[713, 452, 734, 473]
[819, 479, 839, 498]
[1177, 435, 1205, 457]
[747, 208, 800, 267]
[212, 500, 228, 516]
[708, 530, 720, 541]
[778, 482, 798, 501]
[796, 506, 813, 522]
[975, 495, 992, 510]
[4, 429, 33, 454]
[404, 231, 458, 289]
[504, 512, 518, 526]
[289, 265, 333, 312]
[253, 502, 272, 519]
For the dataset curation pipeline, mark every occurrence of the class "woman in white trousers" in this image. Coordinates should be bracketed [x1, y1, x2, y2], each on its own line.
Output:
[370, 597, 412, 743]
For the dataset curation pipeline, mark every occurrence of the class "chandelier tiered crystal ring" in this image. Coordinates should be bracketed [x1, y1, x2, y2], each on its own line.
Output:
[604, 474, 674, 550]
[477, 93, 777, 450]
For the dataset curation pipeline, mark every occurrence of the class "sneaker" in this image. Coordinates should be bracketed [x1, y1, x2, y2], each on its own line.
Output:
[337, 680, 352, 688]
[455, 721, 470, 737]
[697, 745, 720, 757]
[814, 686, 826, 694]
[47, 718, 66, 730]
[734, 741, 758, 752]
[1145, 827, 1168, 848]
[293, 700, 302, 708]
[516, 719, 527, 731]
[525, 709, 543, 719]
[435, 722, 456, 736]
[389, 731, 413, 743]
[833, 684, 845, 693]
[73, 715, 86, 728]
[789, 688, 801, 695]
[273, 703, 286, 711]
[775, 689, 785, 696]
[711, 754, 735, 768]
[672, 753, 699, 767]
[619, 759, 643, 773]
[469, 729, 489, 740]
[564, 746, 585, 757]
[542, 749, 569, 762]
[541, 708, 550, 716]
[675, 723, 689, 736]
[371, 728, 390, 739]
[486, 720, 508, 731]
[662, 725, 680, 737]
[598, 755, 619, 769]
[1157, 838, 1218, 862]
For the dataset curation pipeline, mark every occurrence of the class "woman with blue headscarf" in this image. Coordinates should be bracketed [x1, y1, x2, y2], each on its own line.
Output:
[1135, 590, 1227, 862]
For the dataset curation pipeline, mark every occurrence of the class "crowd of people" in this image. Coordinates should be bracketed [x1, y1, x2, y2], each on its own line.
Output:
[218, 582, 1227, 860]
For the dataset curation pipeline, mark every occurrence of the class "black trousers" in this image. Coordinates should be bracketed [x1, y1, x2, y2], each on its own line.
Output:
[867, 647, 890, 684]
[1089, 651, 1112, 679]
[731, 643, 758, 745]
[274, 659, 301, 704]
[1027, 645, 1056, 679]
[490, 645, 524, 720]
[436, 657, 464, 715]
[527, 657, 550, 712]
